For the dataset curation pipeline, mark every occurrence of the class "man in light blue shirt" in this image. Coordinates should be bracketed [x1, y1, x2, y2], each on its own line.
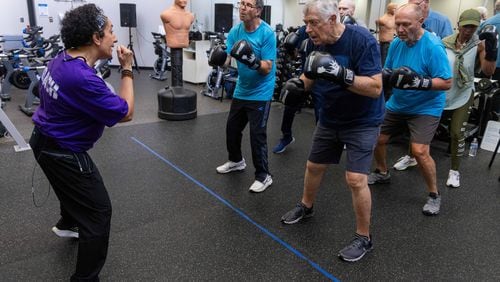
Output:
[391, 0, 454, 173]
[215, 0, 276, 193]
[425, 9, 453, 38]
[480, 0, 500, 73]
[408, 0, 452, 39]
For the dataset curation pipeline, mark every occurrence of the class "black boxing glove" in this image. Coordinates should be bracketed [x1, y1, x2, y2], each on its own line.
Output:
[303, 51, 354, 86]
[479, 24, 498, 62]
[208, 45, 227, 67]
[382, 68, 393, 88]
[298, 38, 311, 55]
[230, 40, 261, 70]
[382, 68, 393, 100]
[390, 66, 432, 90]
[283, 32, 300, 52]
[279, 78, 305, 107]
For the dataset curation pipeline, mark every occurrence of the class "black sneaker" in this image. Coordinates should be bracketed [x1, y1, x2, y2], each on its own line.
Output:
[281, 202, 314, 224]
[338, 234, 373, 262]
[52, 219, 79, 239]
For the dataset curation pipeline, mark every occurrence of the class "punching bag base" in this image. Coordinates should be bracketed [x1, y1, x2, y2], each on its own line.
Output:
[157, 86, 197, 121]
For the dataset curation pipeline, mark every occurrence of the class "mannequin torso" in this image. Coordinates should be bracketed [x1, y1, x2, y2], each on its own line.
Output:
[160, 3, 194, 48]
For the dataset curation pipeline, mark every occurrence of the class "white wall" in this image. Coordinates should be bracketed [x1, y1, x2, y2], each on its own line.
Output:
[431, 0, 493, 28]
[27, 0, 284, 67]
[283, 0, 305, 27]
[0, 0, 29, 35]
[6, 0, 492, 67]
[389, 0, 494, 31]
[32, 0, 170, 67]
[282, 0, 381, 30]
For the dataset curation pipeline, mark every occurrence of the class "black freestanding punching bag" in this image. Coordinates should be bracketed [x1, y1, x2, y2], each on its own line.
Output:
[158, 4, 197, 120]
[170, 48, 183, 87]
[157, 48, 197, 120]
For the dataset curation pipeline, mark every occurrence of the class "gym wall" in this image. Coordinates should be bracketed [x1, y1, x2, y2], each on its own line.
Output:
[3, 0, 489, 68]
[0, 0, 29, 35]
[389, 0, 495, 29]
[22, 0, 286, 68]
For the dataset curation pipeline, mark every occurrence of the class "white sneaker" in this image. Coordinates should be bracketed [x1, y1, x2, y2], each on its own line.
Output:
[393, 155, 418, 171]
[446, 169, 460, 188]
[216, 159, 246, 174]
[52, 226, 79, 239]
[249, 174, 272, 193]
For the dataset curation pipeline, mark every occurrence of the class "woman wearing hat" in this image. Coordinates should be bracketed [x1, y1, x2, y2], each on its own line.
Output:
[441, 9, 496, 188]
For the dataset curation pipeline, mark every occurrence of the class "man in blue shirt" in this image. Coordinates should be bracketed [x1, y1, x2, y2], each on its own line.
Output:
[369, 3, 452, 216]
[215, 0, 277, 193]
[425, 9, 453, 38]
[391, 0, 453, 171]
[408, 0, 452, 39]
[280, 0, 384, 262]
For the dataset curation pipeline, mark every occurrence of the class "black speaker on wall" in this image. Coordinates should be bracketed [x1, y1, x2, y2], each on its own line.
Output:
[120, 3, 137, 28]
[214, 4, 233, 33]
[261, 5, 271, 24]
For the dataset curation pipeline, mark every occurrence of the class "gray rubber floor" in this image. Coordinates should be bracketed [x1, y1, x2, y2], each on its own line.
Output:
[1, 69, 500, 281]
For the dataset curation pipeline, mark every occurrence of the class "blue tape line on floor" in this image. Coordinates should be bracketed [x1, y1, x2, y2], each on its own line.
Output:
[131, 136, 339, 281]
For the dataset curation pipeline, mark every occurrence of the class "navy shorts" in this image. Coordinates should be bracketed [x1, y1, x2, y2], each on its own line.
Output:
[308, 123, 380, 174]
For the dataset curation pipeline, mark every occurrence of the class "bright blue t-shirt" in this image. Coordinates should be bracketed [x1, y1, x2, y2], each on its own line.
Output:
[32, 51, 128, 152]
[384, 31, 452, 117]
[226, 21, 276, 101]
[307, 24, 385, 129]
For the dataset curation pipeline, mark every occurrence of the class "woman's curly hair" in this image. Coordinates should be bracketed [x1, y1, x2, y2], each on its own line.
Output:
[60, 4, 107, 49]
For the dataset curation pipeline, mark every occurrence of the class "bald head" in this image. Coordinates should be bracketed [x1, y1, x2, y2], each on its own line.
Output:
[398, 3, 423, 20]
[395, 4, 424, 44]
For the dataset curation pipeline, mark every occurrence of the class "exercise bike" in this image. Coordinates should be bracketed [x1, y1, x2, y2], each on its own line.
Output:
[435, 78, 500, 143]
[149, 32, 170, 81]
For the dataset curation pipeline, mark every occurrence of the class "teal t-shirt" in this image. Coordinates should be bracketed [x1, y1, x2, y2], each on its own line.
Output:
[384, 31, 452, 117]
[226, 21, 276, 101]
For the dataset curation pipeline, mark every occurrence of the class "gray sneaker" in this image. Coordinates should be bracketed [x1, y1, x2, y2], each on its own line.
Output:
[368, 169, 391, 185]
[281, 202, 314, 224]
[338, 234, 373, 262]
[422, 195, 441, 216]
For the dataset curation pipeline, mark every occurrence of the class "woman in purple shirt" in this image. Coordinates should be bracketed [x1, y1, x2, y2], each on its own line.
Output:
[29, 4, 134, 281]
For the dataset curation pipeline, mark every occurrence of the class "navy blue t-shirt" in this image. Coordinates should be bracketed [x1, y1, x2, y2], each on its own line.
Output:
[307, 25, 384, 129]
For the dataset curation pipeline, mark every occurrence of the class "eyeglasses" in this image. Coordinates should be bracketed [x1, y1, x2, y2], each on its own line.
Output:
[236, 1, 257, 10]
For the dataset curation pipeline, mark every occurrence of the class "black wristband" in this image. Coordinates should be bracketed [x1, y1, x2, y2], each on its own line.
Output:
[485, 49, 498, 62]
[249, 60, 261, 70]
[121, 69, 134, 79]
[343, 68, 355, 86]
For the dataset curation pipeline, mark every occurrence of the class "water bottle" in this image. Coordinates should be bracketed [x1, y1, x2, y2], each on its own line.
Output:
[468, 138, 478, 157]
